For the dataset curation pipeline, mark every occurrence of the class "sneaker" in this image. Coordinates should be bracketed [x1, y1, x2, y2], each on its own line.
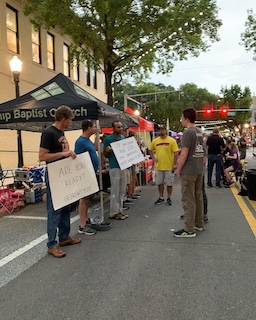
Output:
[123, 205, 129, 210]
[207, 184, 212, 188]
[48, 245, 66, 258]
[174, 229, 196, 238]
[129, 195, 139, 200]
[124, 199, 134, 205]
[155, 198, 165, 205]
[133, 193, 141, 198]
[216, 185, 221, 189]
[194, 226, 205, 231]
[78, 225, 97, 235]
[166, 198, 172, 205]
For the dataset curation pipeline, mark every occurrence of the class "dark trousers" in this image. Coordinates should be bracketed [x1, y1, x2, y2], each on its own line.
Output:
[207, 154, 222, 186]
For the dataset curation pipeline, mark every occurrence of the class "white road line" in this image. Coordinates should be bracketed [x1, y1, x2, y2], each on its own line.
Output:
[5, 216, 47, 220]
[0, 214, 80, 268]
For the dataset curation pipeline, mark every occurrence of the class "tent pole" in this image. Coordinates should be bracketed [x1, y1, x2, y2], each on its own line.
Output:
[96, 120, 104, 222]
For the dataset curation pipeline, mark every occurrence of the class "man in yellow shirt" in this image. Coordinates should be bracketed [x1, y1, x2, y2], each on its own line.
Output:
[149, 125, 179, 205]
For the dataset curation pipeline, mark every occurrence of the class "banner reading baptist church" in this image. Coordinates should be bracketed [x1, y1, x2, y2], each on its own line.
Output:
[47, 152, 99, 210]
[110, 136, 145, 170]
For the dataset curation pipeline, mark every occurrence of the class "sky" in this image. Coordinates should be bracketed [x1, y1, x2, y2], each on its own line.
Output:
[148, 0, 256, 96]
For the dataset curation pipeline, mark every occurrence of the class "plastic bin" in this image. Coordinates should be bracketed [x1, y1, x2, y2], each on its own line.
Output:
[246, 169, 256, 200]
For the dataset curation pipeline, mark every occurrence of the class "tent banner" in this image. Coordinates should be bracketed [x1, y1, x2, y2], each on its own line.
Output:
[110, 137, 145, 170]
[47, 152, 99, 210]
[0, 106, 91, 124]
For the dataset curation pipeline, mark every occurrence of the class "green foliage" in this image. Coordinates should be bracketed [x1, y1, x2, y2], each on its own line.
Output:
[22, 0, 222, 104]
[241, 9, 256, 60]
[219, 85, 252, 129]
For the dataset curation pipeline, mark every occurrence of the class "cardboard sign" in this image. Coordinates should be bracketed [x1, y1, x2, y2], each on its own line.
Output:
[47, 152, 99, 210]
[110, 136, 145, 170]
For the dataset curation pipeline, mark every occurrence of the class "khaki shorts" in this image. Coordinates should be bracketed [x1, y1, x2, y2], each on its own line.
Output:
[155, 170, 175, 186]
[124, 168, 132, 184]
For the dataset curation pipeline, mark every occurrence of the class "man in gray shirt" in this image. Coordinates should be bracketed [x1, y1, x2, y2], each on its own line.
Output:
[174, 108, 205, 238]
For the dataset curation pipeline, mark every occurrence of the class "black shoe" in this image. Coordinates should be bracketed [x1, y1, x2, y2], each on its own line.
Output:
[166, 198, 172, 205]
[123, 205, 129, 210]
[207, 184, 213, 188]
[155, 198, 165, 205]
[216, 185, 221, 189]
[124, 199, 134, 205]
[174, 229, 196, 238]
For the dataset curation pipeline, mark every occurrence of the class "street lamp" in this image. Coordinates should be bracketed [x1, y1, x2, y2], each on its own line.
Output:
[9, 55, 24, 168]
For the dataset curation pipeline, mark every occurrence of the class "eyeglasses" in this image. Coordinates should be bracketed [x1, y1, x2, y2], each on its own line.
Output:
[116, 126, 123, 128]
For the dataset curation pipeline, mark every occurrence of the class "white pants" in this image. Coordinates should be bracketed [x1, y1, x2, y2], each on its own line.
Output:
[109, 168, 127, 216]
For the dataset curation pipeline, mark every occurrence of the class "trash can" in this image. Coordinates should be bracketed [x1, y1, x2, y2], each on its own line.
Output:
[246, 169, 256, 200]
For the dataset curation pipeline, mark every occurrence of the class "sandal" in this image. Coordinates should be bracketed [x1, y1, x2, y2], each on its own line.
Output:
[109, 213, 126, 220]
[121, 214, 129, 218]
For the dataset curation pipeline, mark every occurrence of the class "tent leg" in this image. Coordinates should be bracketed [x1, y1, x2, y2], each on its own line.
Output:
[96, 120, 104, 223]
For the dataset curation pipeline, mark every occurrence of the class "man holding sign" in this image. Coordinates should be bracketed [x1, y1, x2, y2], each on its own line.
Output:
[39, 105, 81, 258]
[104, 121, 128, 220]
[74, 120, 98, 236]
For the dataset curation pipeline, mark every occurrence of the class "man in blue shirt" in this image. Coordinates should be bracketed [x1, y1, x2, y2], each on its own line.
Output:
[75, 120, 99, 235]
[104, 121, 128, 220]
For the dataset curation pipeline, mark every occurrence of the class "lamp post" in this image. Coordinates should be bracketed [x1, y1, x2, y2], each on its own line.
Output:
[9, 55, 24, 168]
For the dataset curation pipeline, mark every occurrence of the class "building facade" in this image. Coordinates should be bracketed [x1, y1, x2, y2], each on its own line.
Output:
[0, 0, 107, 103]
[0, 0, 108, 168]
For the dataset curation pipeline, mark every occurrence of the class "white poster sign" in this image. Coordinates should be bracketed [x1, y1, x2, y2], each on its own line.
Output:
[47, 152, 99, 210]
[110, 136, 145, 170]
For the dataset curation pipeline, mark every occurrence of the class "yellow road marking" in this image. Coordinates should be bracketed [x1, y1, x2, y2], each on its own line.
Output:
[247, 197, 256, 210]
[230, 186, 256, 237]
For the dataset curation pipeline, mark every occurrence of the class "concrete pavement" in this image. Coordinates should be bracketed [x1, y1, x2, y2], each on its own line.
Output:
[0, 150, 256, 319]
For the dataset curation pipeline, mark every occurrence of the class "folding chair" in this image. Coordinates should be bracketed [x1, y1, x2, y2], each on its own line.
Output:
[0, 188, 23, 214]
[0, 163, 15, 188]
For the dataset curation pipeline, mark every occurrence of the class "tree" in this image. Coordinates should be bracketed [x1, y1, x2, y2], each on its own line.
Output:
[23, 0, 222, 105]
[219, 85, 252, 131]
[241, 9, 256, 60]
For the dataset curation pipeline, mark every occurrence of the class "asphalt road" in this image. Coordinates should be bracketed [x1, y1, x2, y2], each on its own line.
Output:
[0, 150, 256, 320]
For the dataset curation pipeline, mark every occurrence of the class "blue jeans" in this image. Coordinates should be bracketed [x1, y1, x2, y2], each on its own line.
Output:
[45, 170, 71, 248]
[207, 154, 222, 186]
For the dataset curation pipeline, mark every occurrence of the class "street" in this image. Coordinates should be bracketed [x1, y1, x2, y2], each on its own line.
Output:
[0, 150, 256, 320]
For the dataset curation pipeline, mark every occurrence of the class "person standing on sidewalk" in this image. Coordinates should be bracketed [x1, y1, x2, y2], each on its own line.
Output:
[104, 121, 128, 220]
[149, 124, 179, 205]
[206, 127, 225, 188]
[39, 105, 81, 258]
[238, 131, 247, 160]
[74, 120, 99, 236]
[174, 108, 204, 238]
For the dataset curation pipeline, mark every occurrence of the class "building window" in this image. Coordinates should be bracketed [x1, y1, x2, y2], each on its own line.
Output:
[85, 65, 91, 86]
[31, 25, 41, 64]
[63, 44, 70, 77]
[73, 59, 79, 81]
[93, 69, 97, 89]
[6, 5, 19, 53]
[47, 33, 55, 70]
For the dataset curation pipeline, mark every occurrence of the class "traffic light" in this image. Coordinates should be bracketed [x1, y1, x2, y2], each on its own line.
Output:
[219, 107, 229, 116]
[204, 107, 213, 116]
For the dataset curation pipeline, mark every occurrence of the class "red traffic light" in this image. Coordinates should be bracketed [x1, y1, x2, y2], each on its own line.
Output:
[204, 107, 213, 116]
[219, 107, 229, 116]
